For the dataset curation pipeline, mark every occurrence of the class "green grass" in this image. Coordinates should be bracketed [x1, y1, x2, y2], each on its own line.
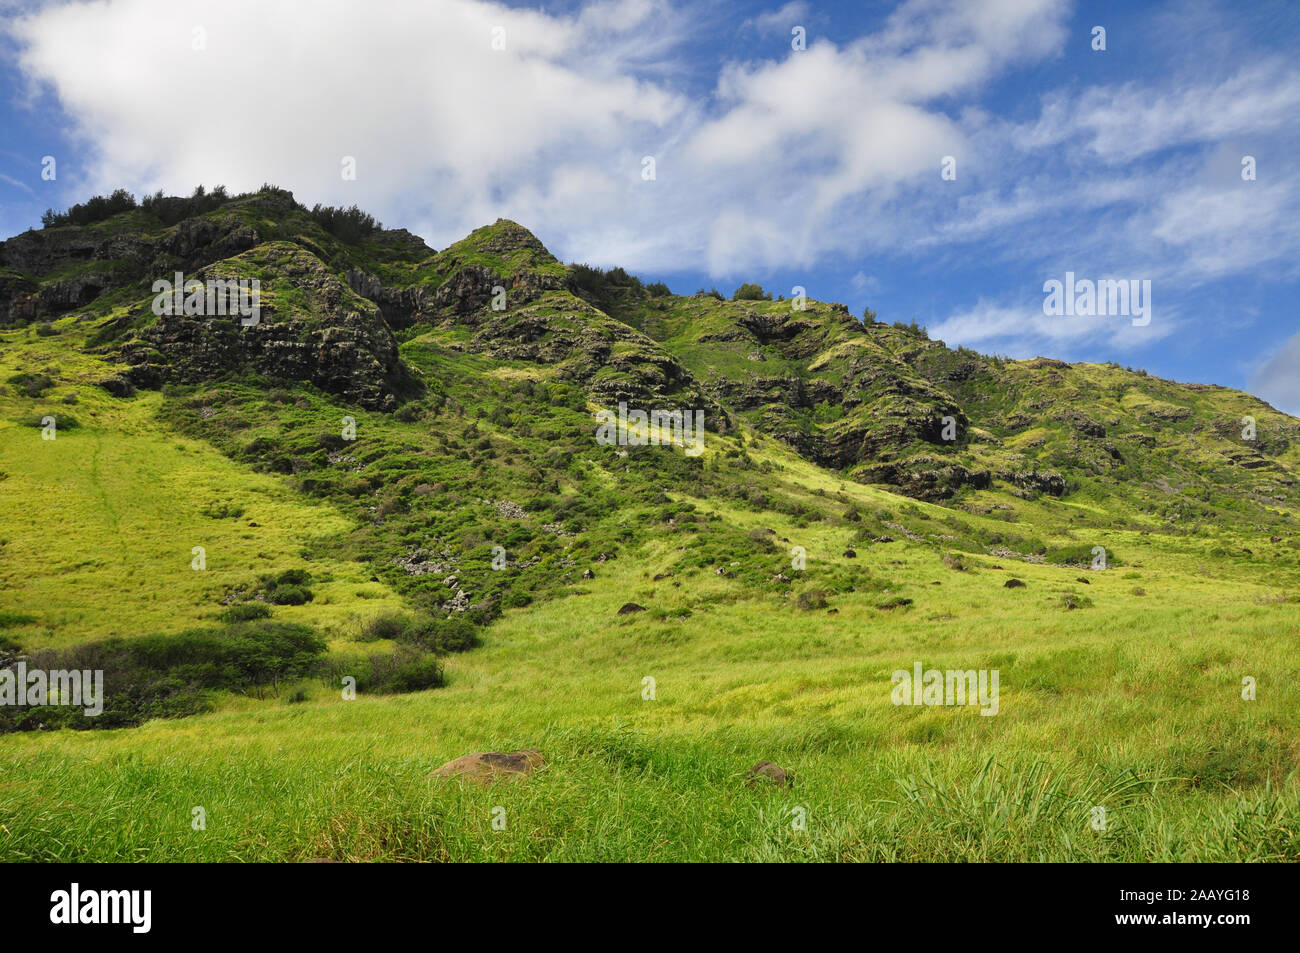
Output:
[2, 193, 1299, 862]
[3, 379, 1299, 858]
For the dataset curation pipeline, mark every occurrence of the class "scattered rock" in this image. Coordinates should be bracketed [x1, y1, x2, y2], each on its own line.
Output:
[580, 568, 595, 579]
[1076, 576, 1090, 584]
[745, 761, 793, 788]
[652, 571, 673, 581]
[1004, 578, 1026, 589]
[435, 749, 545, 783]
[617, 602, 646, 615]
[771, 572, 791, 584]
[488, 498, 528, 520]
[843, 548, 857, 558]
[874, 536, 895, 543]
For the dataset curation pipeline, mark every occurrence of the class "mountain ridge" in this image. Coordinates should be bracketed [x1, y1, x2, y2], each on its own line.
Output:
[5, 185, 1296, 517]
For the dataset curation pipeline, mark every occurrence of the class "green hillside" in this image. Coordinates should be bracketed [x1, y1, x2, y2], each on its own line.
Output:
[0, 186, 1297, 861]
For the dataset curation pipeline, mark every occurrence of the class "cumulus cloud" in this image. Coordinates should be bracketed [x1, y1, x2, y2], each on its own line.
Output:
[9, 0, 687, 250]
[6, 0, 1072, 269]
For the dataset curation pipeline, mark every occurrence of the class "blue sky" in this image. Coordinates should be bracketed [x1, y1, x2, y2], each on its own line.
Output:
[2, 0, 1298, 412]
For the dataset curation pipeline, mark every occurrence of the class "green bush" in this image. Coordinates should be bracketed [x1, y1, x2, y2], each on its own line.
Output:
[308, 203, 381, 243]
[8, 373, 54, 398]
[1, 620, 328, 732]
[41, 188, 137, 228]
[359, 613, 411, 642]
[267, 584, 312, 606]
[219, 602, 272, 622]
[359, 613, 481, 653]
[732, 283, 771, 301]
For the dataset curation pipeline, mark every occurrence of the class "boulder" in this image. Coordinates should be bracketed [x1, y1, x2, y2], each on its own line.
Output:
[745, 761, 793, 788]
[434, 749, 544, 783]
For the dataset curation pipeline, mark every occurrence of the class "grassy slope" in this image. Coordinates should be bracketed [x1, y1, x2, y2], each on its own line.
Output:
[2, 349, 1298, 859]
[1, 202, 1299, 861]
[0, 324, 405, 647]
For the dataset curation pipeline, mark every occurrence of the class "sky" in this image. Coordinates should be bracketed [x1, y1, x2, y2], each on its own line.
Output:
[1, 0, 1298, 413]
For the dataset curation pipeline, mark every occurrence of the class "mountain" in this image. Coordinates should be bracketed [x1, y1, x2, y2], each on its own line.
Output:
[1, 186, 1298, 861]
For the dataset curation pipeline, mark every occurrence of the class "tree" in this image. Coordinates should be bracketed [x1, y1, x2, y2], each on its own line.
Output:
[733, 282, 771, 301]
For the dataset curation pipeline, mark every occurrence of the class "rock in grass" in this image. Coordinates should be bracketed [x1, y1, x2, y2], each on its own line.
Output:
[746, 761, 793, 788]
[1076, 576, 1091, 584]
[1004, 578, 1026, 589]
[617, 602, 646, 615]
[581, 569, 595, 579]
[435, 749, 544, 783]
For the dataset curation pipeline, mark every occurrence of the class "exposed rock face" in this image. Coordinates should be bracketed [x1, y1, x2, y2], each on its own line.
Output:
[434, 749, 545, 783]
[0, 273, 39, 327]
[128, 303, 408, 410]
[125, 244, 412, 410]
[0, 226, 152, 279]
[346, 268, 428, 330]
[159, 216, 259, 267]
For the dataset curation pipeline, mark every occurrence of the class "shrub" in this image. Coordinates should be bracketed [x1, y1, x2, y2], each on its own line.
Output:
[267, 584, 312, 605]
[389, 653, 446, 692]
[359, 646, 446, 693]
[1045, 544, 1121, 567]
[733, 283, 771, 301]
[359, 613, 411, 642]
[308, 203, 381, 243]
[8, 373, 54, 398]
[19, 413, 79, 430]
[360, 613, 481, 653]
[1, 620, 328, 732]
[41, 188, 137, 228]
[219, 603, 272, 622]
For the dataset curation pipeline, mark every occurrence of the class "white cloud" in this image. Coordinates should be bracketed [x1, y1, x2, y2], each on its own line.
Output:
[742, 1, 809, 36]
[7, 0, 1076, 268]
[929, 295, 1179, 358]
[9, 0, 687, 250]
[1249, 331, 1300, 416]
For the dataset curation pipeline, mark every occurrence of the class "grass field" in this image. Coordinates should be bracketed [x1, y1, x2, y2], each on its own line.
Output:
[2, 212, 1299, 862]
[2, 345, 1298, 859]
